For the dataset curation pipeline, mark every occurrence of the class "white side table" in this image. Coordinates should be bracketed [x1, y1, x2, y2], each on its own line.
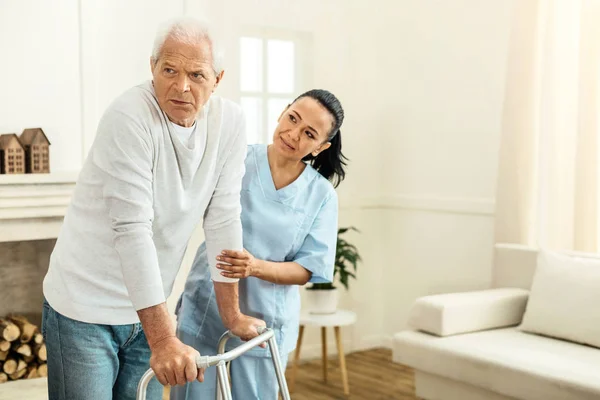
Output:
[289, 309, 357, 396]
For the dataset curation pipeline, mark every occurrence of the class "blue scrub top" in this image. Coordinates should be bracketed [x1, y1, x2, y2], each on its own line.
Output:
[177, 144, 338, 356]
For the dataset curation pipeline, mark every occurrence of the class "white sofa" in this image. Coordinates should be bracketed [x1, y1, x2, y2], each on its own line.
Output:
[393, 244, 600, 400]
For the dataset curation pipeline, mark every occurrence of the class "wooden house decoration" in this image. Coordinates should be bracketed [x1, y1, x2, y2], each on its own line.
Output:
[19, 128, 51, 174]
[0, 134, 26, 174]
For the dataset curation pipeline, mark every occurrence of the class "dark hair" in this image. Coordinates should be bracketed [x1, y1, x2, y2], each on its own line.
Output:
[294, 89, 347, 188]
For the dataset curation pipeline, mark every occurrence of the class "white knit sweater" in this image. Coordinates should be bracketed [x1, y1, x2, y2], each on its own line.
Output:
[43, 81, 245, 324]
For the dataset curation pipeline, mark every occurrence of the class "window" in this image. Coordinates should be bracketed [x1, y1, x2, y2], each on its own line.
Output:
[239, 32, 310, 144]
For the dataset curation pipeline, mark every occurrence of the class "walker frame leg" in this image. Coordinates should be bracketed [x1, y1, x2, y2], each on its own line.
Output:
[267, 336, 291, 400]
[216, 361, 233, 400]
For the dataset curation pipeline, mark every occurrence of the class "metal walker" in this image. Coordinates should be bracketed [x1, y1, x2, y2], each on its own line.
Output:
[136, 327, 291, 400]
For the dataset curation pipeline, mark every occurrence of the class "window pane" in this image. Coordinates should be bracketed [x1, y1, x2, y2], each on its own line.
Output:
[241, 97, 263, 144]
[240, 37, 263, 92]
[268, 98, 292, 143]
[267, 40, 294, 94]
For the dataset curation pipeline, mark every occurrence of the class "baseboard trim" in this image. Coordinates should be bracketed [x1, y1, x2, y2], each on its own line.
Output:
[296, 339, 352, 361]
[296, 334, 392, 361]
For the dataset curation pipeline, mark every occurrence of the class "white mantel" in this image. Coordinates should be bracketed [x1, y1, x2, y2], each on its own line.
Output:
[0, 172, 78, 243]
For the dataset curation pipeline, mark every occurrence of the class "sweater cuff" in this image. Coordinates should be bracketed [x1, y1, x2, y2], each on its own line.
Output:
[128, 284, 166, 311]
[210, 268, 240, 283]
[205, 221, 243, 284]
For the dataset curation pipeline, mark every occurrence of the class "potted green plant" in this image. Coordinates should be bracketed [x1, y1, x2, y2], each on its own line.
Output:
[305, 227, 361, 314]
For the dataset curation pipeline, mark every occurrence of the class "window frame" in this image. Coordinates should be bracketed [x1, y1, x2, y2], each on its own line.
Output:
[237, 28, 312, 144]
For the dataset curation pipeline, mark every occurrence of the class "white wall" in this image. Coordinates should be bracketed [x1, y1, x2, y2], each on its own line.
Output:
[352, 0, 516, 340]
[308, 0, 517, 354]
[0, 0, 516, 360]
[0, 0, 82, 172]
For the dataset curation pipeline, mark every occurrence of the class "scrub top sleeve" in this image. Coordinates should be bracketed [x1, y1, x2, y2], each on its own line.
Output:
[293, 191, 338, 284]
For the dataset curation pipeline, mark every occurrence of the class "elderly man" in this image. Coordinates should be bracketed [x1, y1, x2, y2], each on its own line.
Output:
[41, 17, 264, 400]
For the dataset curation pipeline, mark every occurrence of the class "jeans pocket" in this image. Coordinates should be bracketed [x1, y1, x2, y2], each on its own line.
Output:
[122, 323, 142, 348]
[41, 299, 50, 340]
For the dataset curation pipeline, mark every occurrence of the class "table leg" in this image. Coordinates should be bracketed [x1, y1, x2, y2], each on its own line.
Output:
[321, 327, 328, 383]
[288, 325, 304, 393]
[334, 326, 349, 395]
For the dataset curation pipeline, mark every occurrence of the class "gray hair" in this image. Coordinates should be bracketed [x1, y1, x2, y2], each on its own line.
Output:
[151, 17, 224, 74]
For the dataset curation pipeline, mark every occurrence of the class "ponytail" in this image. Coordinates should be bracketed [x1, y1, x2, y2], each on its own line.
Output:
[295, 89, 347, 187]
[303, 130, 347, 188]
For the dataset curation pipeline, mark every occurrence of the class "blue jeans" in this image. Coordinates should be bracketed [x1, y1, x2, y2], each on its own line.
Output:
[41, 299, 163, 400]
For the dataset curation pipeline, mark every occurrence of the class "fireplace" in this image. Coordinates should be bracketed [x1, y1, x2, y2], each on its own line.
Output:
[0, 172, 76, 393]
[0, 240, 56, 327]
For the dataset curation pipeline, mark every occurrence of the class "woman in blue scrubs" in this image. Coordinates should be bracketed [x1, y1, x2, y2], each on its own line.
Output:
[171, 89, 346, 400]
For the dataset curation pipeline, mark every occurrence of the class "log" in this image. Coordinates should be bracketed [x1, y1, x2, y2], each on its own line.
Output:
[11, 343, 31, 358]
[2, 358, 17, 374]
[16, 359, 27, 372]
[25, 365, 37, 379]
[33, 333, 43, 345]
[0, 341, 10, 352]
[9, 368, 26, 380]
[0, 320, 19, 342]
[23, 354, 35, 364]
[37, 363, 47, 377]
[34, 344, 46, 362]
[0, 372, 7, 383]
[8, 316, 37, 344]
[0, 351, 7, 362]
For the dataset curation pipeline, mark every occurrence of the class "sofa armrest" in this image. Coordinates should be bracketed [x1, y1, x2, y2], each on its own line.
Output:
[407, 288, 529, 336]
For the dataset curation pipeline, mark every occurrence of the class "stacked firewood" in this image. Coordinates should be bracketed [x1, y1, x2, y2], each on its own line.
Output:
[0, 316, 47, 383]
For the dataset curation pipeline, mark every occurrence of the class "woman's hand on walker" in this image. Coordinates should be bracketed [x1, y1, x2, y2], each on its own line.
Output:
[217, 249, 260, 279]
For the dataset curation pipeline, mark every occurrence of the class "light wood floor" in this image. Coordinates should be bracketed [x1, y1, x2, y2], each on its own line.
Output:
[164, 348, 419, 399]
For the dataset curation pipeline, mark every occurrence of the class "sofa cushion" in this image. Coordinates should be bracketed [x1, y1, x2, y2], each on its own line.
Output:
[493, 243, 539, 289]
[520, 250, 600, 349]
[393, 328, 600, 400]
[407, 288, 528, 336]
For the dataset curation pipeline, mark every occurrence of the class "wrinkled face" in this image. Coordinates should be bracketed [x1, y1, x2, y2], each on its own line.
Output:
[150, 36, 223, 127]
[271, 97, 335, 160]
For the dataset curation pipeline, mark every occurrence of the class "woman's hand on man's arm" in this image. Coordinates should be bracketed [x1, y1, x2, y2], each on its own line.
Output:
[217, 250, 312, 285]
